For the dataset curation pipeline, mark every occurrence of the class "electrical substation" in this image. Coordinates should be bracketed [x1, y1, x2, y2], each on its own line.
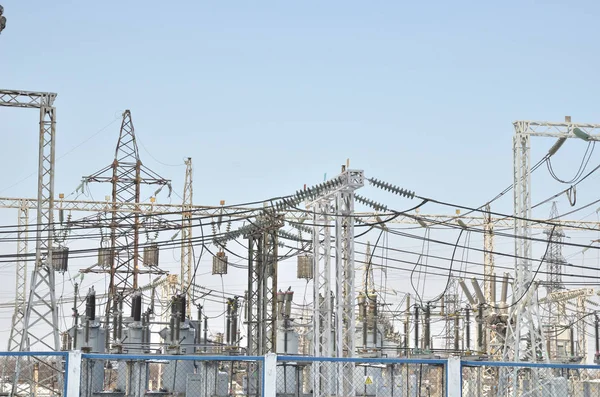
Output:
[3, 5, 600, 397]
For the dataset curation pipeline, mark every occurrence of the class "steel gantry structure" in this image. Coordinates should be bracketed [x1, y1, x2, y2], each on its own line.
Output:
[307, 168, 364, 397]
[499, 118, 600, 396]
[0, 90, 60, 353]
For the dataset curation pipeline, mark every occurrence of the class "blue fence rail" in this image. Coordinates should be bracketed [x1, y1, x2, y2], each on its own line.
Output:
[0, 352, 598, 396]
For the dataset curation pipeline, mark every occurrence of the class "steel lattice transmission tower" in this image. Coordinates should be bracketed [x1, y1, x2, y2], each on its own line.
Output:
[181, 158, 193, 318]
[84, 110, 171, 348]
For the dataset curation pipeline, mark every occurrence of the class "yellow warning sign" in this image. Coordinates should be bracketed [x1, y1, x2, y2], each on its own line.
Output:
[365, 376, 373, 385]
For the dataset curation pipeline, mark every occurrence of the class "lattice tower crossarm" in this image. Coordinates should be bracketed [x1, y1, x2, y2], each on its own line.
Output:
[0, 195, 599, 229]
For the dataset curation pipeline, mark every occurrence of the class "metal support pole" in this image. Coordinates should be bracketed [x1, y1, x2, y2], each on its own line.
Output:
[414, 306, 419, 350]
[181, 158, 193, 318]
[8, 201, 28, 351]
[465, 307, 471, 351]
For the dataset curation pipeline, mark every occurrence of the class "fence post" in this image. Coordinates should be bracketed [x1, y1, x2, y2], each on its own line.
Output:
[447, 356, 461, 397]
[264, 353, 277, 397]
[66, 351, 82, 396]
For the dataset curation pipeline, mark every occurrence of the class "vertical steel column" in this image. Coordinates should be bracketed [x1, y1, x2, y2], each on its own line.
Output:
[14, 106, 60, 396]
[500, 126, 548, 396]
[335, 190, 356, 396]
[312, 199, 332, 397]
[21, 105, 59, 350]
[181, 158, 193, 318]
[8, 201, 28, 351]
[483, 204, 495, 359]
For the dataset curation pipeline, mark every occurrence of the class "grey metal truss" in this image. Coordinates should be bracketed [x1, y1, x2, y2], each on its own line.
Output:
[483, 204, 500, 360]
[0, 195, 597, 229]
[83, 110, 171, 349]
[544, 202, 566, 294]
[307, 169, 364, 397]
[7, 201, 28, 351]
[499, 119, 600, 396]
[311, 198, 334, 397]
[544, 202, 568, 361]
[0, 90, 61, 397]
[443, 279, 459, 352]
[0, 91, 59, 353]
[244, 214, 283, 396]
[0, 90, 56, 108]
[181, 158, 193, 318]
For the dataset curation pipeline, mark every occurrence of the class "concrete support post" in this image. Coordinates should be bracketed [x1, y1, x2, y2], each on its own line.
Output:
[447, 356, 462, 397]
[264, 353, 277, 397]
[66, 351, 82, 397]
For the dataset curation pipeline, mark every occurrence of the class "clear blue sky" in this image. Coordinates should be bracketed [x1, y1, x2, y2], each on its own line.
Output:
[2, 1, 600, 211]
[1, 1, 600, 348]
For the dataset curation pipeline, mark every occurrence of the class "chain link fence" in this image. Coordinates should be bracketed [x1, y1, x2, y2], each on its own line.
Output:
[9, 352, 600, 396]
[80, 354, 263, 397]
[462, 361, 600, 397]
[276, 356, 445, 397]
[0, 352, 67, 396]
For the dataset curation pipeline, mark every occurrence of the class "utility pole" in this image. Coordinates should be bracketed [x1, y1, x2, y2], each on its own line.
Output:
[181, 158, 193, 318]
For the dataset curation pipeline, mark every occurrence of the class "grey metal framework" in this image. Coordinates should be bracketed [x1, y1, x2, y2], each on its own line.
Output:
[181, 158, 193, 318]
[0, 89, 61, 396]
[443, 280, 459, 352]
[244, 214, 283, 395]
[543, 202, 568, 361]
[500, 119, 600, 396]
[544, 202, 566, 294]
[247, 214, 284, 355]
[83, 110, 171, 349]
[1, 91, 60, 352]
[307, 169, 363, 397]
[0, 194, 597, 230]
[7, 201, 28, 351]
